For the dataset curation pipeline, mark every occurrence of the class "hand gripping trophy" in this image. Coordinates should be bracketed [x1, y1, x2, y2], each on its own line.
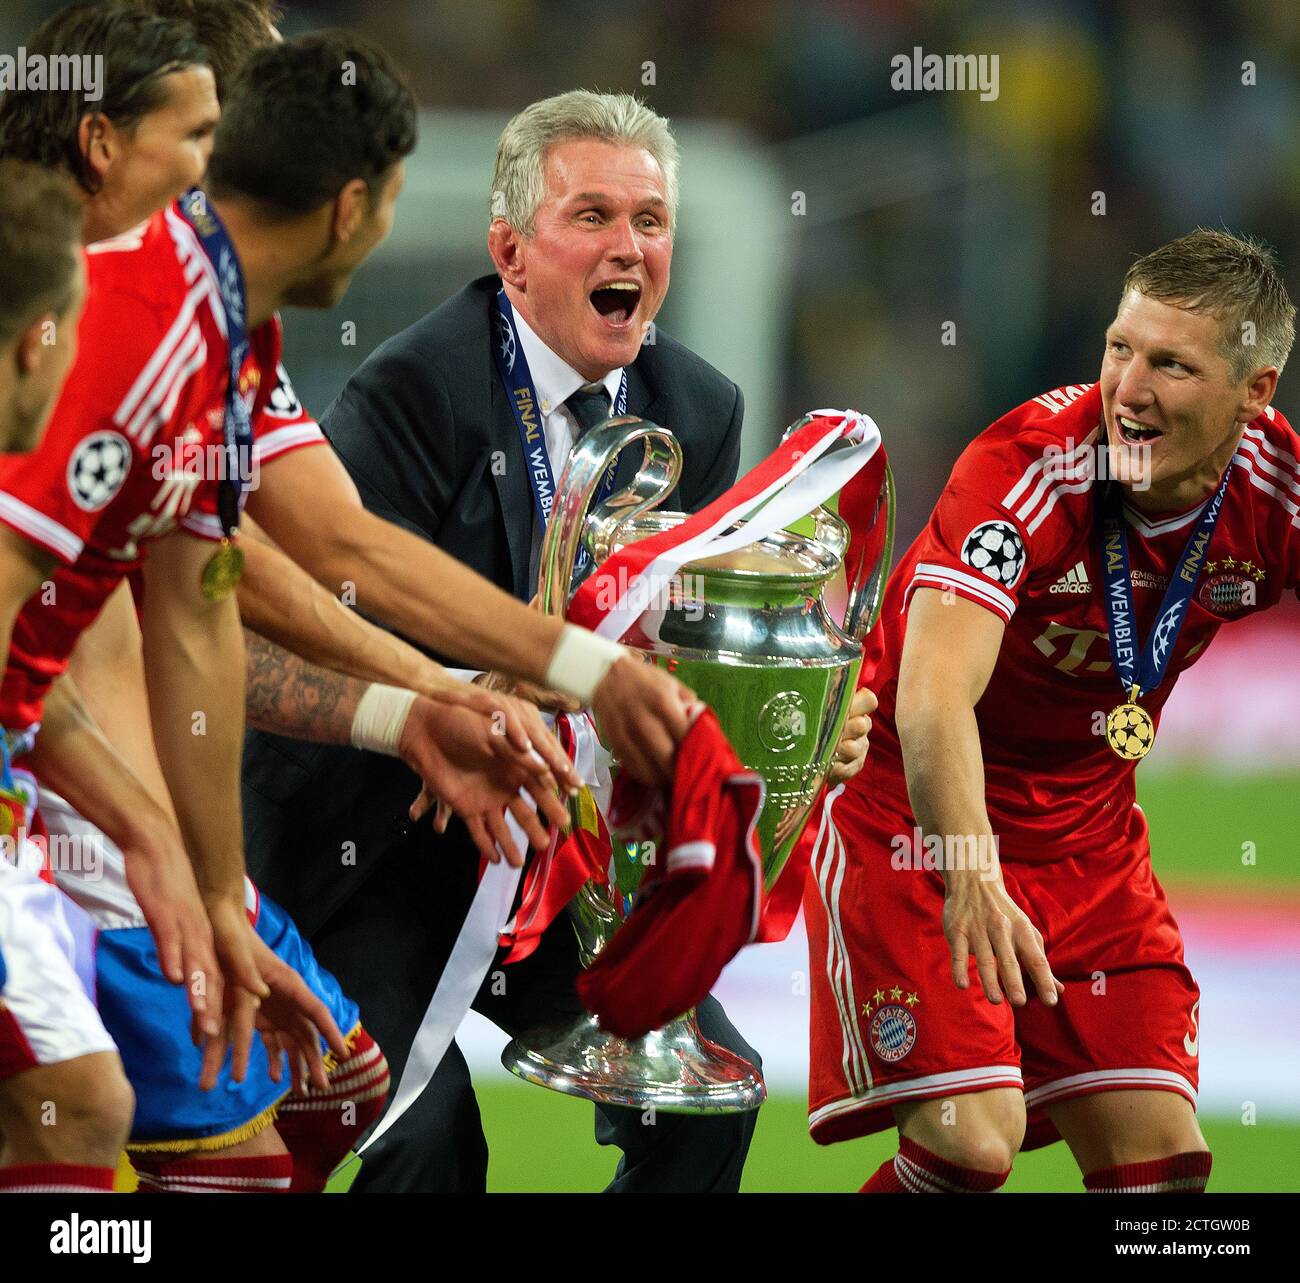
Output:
[502, 410, 894, 1112]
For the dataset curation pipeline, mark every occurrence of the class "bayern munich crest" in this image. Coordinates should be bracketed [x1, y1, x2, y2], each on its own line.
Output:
[1198, 558, 1264, 616]
[863, 985, 920, 1063]
[869, 1004, 917, 1062]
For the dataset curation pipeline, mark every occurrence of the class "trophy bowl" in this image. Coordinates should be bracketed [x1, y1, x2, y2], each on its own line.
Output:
[502, 417, 893, 1112]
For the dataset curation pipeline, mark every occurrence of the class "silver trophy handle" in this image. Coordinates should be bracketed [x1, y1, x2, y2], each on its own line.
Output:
[537, 416, 682, 616]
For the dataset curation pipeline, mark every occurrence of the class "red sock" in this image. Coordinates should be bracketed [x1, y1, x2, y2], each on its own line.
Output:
[1084, 1150, 1212, 1193]
[861, 1136, 1011, 1193]
[273, 1026, 390, 1192]
[0, 1163, 116, 1193]
[131, 1153, 293, 1193]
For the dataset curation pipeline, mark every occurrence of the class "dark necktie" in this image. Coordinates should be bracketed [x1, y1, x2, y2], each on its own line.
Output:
[565, 384, 612, 436]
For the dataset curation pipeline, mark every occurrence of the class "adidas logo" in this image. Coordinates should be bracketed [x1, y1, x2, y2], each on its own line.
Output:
[1049, 561, 1091, 594]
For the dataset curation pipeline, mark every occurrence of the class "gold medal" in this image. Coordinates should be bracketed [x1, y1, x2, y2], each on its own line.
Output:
[1105, 685, 1155, 760]
[200, 537, 245, 601]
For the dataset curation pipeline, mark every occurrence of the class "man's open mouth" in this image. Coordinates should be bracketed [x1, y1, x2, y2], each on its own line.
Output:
[589, 281, 641, 325]
[1117, 415, 1163, 445]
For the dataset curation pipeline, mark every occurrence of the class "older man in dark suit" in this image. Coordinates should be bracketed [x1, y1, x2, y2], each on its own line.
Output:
[243, 91, 757, 1192]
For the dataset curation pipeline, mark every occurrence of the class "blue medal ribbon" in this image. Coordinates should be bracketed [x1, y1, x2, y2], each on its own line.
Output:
[1097, 464, 1233, 701]
[490, 289, 626, 574]
[175, 188, 253, 539]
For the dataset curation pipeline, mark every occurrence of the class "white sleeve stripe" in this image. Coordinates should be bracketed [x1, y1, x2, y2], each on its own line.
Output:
[179, 511, 224, 539]
[137, 341, 208, 450]
[908, 573, 1015, 621]
[163, 209, 226, 338]
[115, 276, 212, 427]
[0, 492, 84, 562]
[1242, 423, 1300, 475]
[1001, 455, 1047, 513]
[1236, 456, 1300, 530]
[1009, 433, 1097, 524]
[1024, 476, 1094, 535]
[1002, 432, 1094, 515]
[911, 562, 1016, 617]
[1238, 435, 1300, 499]
[666, 840, 716, 873]
[253, 423, 325, 462]
[914, 561, 1018, 611]
[124, 323, 202, 444]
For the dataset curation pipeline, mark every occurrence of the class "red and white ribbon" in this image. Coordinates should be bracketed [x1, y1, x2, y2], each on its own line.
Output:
[570, 410, 882, 641]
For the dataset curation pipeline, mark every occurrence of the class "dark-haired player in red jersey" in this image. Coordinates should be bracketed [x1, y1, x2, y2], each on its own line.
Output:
[0, 186, 355, 1069]
[806, 229, 1297, 1194]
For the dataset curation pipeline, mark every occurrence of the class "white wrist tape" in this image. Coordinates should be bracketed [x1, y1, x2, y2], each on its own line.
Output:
[544, 623, 626, 704]
[350, 684, 417, 756]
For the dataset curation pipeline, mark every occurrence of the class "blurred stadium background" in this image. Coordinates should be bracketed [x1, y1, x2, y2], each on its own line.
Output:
[6, 0, 1298, 1191]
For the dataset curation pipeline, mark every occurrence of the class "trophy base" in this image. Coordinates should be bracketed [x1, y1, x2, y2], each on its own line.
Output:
[501, 1010, 766, 1114]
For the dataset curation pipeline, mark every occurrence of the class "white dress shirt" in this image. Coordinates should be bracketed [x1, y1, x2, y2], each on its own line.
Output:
[510, 305, 624, 486]
[510, 305, 625, 596]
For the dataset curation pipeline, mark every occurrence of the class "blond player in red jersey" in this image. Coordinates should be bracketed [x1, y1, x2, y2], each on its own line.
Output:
[806, 229, 1295, 1193]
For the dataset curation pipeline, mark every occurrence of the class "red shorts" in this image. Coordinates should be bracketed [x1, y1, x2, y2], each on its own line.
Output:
[805, 791, 1200, 1148]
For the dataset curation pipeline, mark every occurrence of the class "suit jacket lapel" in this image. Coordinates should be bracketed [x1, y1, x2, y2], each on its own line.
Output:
[488, 347, 534, 600]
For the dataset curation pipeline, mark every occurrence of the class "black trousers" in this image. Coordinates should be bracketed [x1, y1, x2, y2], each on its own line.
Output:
[309, 820, 763, 1193]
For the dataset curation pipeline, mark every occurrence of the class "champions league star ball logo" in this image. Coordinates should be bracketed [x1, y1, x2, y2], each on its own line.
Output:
[1105, 703, 1154, 759]
[495, 312, 517, 373]
[264, 364, 304, 421]
[67, 431, 131, 512]
[1151, 600, 1184, 666]
[961, 520, 1026, 589]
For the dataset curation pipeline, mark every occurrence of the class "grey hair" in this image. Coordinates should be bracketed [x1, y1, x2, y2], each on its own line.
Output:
[490, 90, 678, 234]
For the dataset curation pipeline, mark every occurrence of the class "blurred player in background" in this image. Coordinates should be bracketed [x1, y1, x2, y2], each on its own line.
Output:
[807, 229, 1296, 1194]
[0, 164, 85, 455]
[0, 160, 132, 1194]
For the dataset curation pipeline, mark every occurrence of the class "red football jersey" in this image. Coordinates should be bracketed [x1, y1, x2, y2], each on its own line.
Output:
[0, 203, 324, 731]
[853, 381, 1300, 861]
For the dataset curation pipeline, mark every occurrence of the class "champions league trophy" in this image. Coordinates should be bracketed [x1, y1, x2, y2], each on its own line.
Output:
[501, 417, 894, 1112]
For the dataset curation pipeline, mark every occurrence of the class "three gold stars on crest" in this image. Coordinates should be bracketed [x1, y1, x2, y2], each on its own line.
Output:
[1205, 557, 1265, 581]
[862, 986, 919, 1017]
